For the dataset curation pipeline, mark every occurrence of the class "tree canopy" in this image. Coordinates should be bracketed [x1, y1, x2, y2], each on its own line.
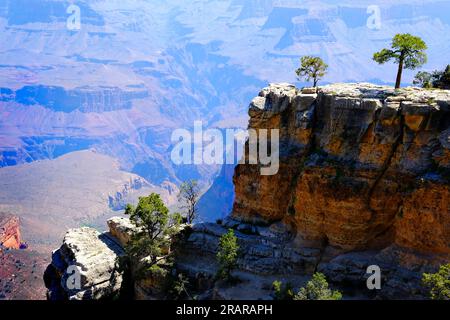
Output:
[294, 273, 342, 300]
[295, 56, 328, 88]
[423, 264, 450, 300]
[414, 65, 450, 89]
[373, 33, 427, 88]
[124, 193, 182, 276]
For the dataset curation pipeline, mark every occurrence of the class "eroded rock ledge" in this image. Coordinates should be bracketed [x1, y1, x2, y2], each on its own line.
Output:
[234, 83, 450, 252]
[178, 83, 450, 299]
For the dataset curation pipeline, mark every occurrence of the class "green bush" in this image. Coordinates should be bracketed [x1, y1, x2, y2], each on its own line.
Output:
[216, 229, 239, 281]
[294, 273, 342, 300]
[272, 280, 294, 300]
[423, 264, 450, 300]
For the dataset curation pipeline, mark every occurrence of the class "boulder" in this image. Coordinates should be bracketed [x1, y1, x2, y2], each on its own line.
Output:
[44, 226, 126, 300]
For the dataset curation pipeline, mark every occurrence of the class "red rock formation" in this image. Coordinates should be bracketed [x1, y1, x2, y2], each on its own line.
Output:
[0, 213, 21, 249]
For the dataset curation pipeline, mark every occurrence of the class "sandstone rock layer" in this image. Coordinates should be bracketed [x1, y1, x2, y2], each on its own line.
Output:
[233, 83, 450, 256]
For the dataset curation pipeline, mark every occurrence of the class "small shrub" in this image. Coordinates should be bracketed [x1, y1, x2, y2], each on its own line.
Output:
[216, 229, 239, 281]
[170, 273, 192, 300]
[294, 273, 342, 300]
[272, 280, 294, 300]
[423, 264, 450, 300]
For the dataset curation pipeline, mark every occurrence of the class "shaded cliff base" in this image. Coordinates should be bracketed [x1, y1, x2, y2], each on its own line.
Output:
[44, 216, 446, 300]
[177, 217, 447, 300]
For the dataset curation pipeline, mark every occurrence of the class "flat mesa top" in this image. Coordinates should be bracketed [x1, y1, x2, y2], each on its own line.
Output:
[265, 83, 450, 103]
[318, 83, 450, 103]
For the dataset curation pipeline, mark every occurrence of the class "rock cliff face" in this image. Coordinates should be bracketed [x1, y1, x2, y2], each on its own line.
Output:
[0, 213, 21, 249]
[225, 83, 449, 298]
[233, 83, 450, 254]
[175, 83, 450, 299]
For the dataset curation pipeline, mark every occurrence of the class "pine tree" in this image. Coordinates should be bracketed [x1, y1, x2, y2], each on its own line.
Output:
[216, 229, 239, 281]
[124, 193, 182, 277]
[295, 56, 328, 88]
[373, 33, 427, 89]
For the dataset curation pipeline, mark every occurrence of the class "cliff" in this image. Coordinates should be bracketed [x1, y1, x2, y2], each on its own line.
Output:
[44, 83, 450, 300]
[0, 213, 21, 249]
[181, 83, 450, 299]
[234, 83, 450, 254]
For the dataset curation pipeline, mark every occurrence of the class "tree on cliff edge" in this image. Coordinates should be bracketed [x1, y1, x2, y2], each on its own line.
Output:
[373, 33, 427, 89]
[178, 180, 200, 224]
[296, 56, 328, 88]
[124, 193, 182, 276]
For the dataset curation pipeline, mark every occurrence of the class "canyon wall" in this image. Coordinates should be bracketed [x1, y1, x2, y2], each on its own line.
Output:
[233, 83, 450, 255]
[169, 83, 450, 299]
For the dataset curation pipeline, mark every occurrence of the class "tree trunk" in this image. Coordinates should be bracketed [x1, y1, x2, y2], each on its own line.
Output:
[395, 53, 405, 89]
[313, 77, 318, 88]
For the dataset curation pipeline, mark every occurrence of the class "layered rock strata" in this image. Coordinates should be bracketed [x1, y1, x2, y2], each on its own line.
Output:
[179, 83, 450, 299]
[234, 83, 450, 253]
[0, 213, 21, 249]
[231, 83, 449, 296]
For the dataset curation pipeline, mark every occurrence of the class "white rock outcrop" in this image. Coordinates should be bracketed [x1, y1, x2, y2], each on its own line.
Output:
[44, 218, 134, 300]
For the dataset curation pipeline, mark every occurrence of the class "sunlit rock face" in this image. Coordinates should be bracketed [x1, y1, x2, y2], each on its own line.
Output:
[44, 224, 126, 300]
[172, 83, 449, 299]
[0, 213, 21, 249]
[233, 83, 450, 255]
